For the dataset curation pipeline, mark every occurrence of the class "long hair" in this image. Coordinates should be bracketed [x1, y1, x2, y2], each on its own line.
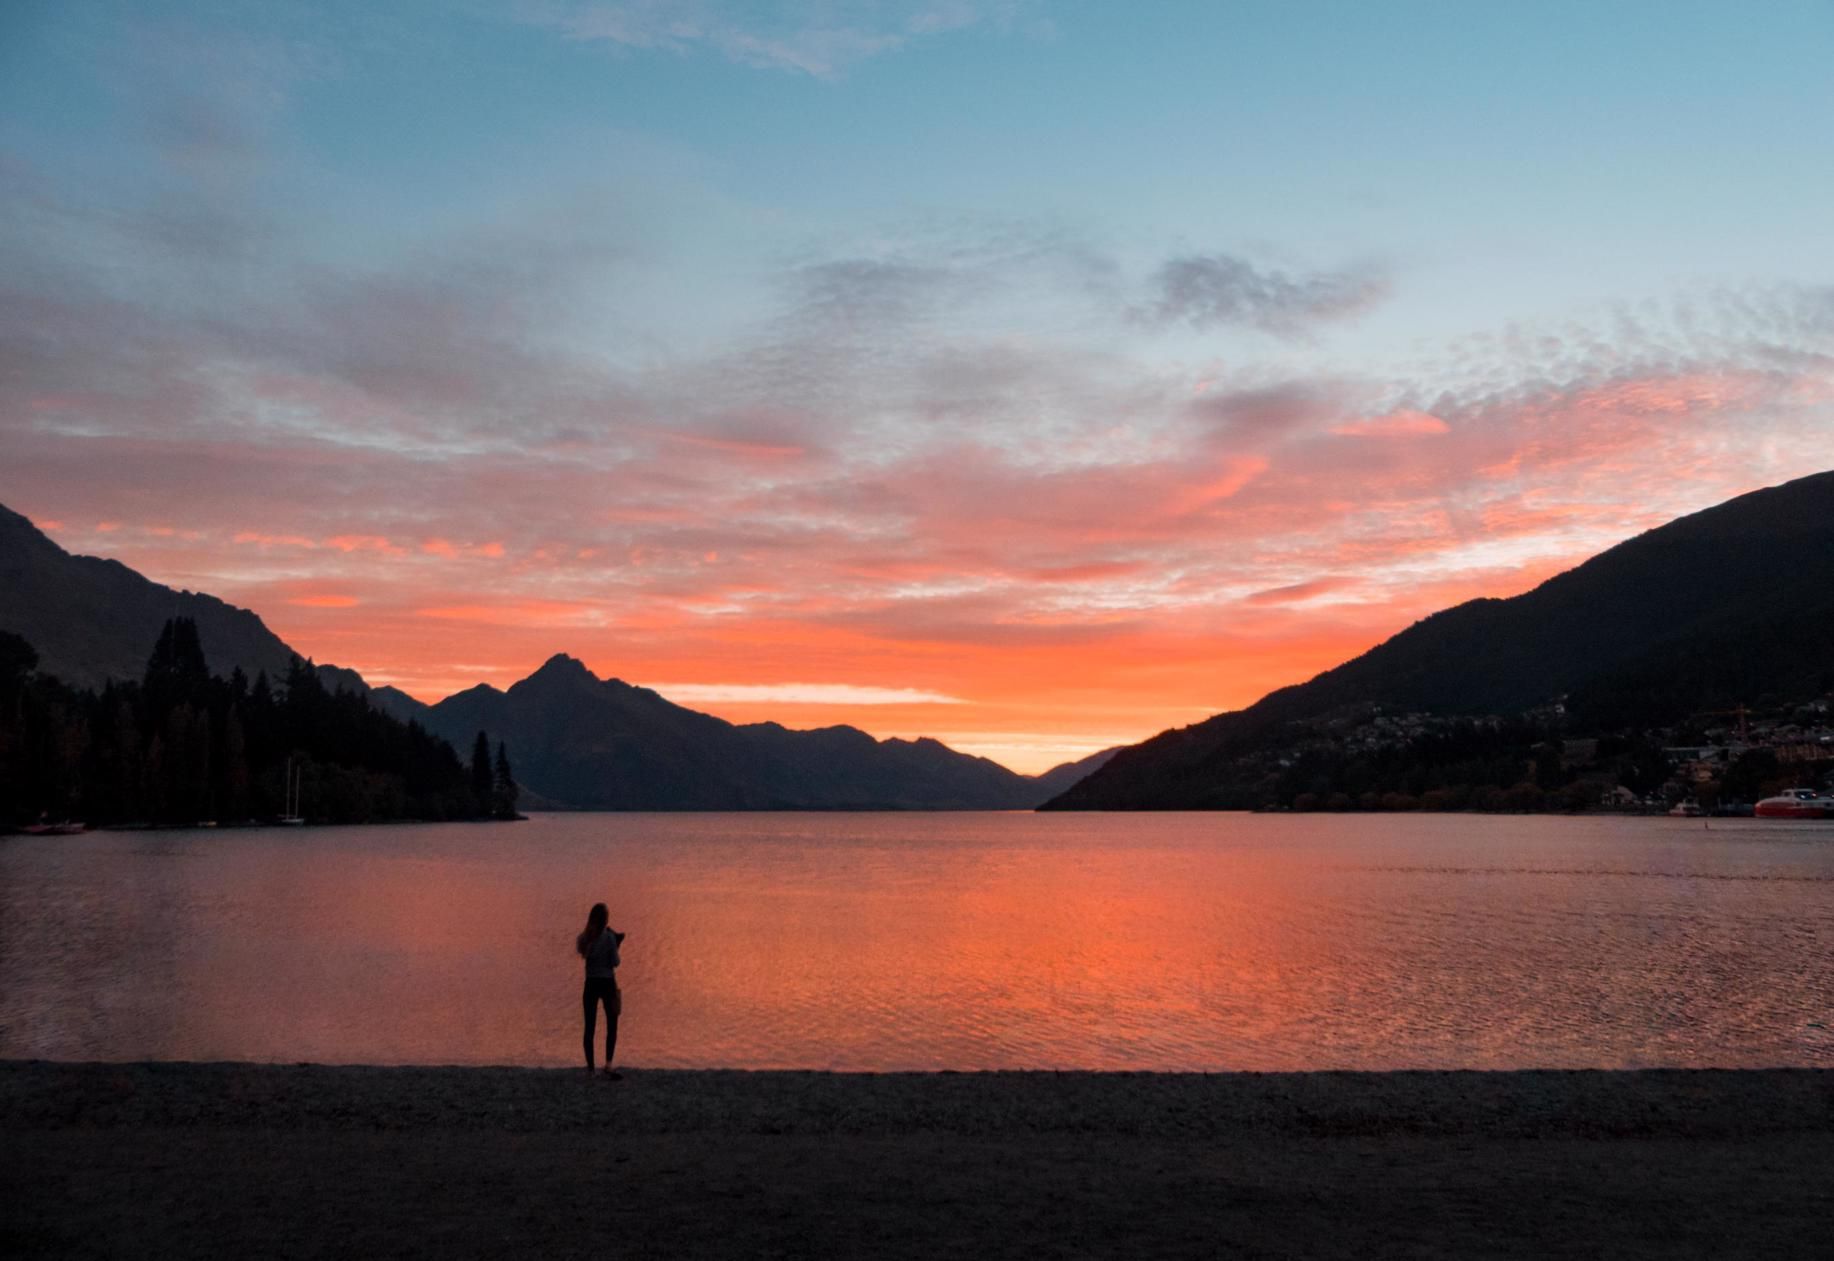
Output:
[576, 902, 609, 958]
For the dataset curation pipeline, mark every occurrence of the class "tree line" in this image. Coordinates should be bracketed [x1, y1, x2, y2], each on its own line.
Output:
[0, 618, 519, 828]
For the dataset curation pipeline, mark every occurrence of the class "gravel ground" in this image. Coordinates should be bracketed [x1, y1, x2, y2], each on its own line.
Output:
[5, 1062, 1833, 1258]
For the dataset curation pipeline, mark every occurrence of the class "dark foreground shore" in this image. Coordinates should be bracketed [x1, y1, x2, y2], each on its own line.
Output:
[5, 1063, 1832, 1259]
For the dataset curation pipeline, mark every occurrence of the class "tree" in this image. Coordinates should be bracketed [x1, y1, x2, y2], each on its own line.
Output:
[0, 630, 36, 705]
[143, 618, 209, 713]
[223, 707, 250, 821]
[493, 741, 519, 819]
[471, 731, 494, 813]
[0, 622, 503, 828]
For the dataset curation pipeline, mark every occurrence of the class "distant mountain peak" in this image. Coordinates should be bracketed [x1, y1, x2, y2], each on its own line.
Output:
[508, 652, 607, 702]
[535, 652, 596, 679]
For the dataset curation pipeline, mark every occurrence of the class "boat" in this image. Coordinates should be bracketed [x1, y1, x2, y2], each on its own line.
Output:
[278, 756, 305, 826]
[1754, 788, 1834, 819]
[1668, 798, 1705, 817]
[20, 821, 87, 836]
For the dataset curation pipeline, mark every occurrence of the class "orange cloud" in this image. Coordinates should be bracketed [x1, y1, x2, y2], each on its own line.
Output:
[1246, 577, 1358, 605]
[9, 297, 1824, 776]
[1162, 456, 1269, 516]
[1332, 409, 1449, 438]
[1569, 374, 1764, 417]
[667, 432, 807, 459]
[236, 531, 319, 548]
[422, 537, 507, 559]
[415, 600, 609, 628]
[325, 534, 404, 554]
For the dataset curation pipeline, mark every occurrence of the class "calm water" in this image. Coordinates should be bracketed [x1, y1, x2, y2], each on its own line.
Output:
[3, 812, 1832, 1070]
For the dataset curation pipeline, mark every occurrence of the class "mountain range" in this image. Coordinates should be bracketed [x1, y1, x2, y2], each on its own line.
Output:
[10, 469, 1828, 815]
[1044, 470, 1834, 810]
[0, 504, 1113, 809]
[378, 657, 1114, 810]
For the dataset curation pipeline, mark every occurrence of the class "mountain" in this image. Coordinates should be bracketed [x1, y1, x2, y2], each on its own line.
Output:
[0, 505, 375, 697]
[1045, 470, 1834, 810]
[0, 503, 1114, 809]
[1027, 746, 1122, 799]
[408, 654, 1108, 810]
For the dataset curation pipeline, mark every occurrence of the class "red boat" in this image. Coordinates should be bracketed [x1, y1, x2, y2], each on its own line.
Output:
[1754, 789, 1834, 819]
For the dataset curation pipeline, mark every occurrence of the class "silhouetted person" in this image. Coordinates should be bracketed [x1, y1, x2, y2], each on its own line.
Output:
[576, 902, 625, 1078]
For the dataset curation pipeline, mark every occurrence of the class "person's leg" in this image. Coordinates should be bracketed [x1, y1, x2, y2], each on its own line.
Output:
[603, 986, 621, 1072]
[582, 982, 598, 1070]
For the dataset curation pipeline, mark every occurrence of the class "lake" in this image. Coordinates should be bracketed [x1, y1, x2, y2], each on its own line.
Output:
[2, 812, 1831, 1070]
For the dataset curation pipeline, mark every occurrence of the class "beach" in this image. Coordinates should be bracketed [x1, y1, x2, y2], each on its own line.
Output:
[4, 1063, 1831, 1258]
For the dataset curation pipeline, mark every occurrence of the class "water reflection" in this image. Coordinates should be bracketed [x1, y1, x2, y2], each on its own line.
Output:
[2, 813, 1831, 1069]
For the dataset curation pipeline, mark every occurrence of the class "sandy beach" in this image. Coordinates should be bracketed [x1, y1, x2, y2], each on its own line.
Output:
[4, 1062, 1831, 1258]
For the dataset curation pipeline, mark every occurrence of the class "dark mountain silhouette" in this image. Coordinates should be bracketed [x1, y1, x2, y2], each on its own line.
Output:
[1027, 746, 1122, 799]
[1, 503, 1113, 809]
[404, 654, 1107, 810]
[1045, 470, 1834, 810]
[0, 505, 374, 697]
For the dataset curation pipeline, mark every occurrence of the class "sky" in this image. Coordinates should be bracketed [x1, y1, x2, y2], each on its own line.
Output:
[3, 1, 1832, 772]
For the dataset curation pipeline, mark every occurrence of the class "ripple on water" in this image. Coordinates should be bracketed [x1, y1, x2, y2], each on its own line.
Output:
[1, 812, 1832, 1069]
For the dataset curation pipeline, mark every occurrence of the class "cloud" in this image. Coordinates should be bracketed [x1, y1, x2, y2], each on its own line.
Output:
[4, 38, 1832, 770]
[646, 682, 967, 705]
[523, 1, 1037, 77]
[1191, 381, 1349, 442]
[1141, 253, 1388, 335]
[787, 258, 957, 329]
[415, 601, 612, 628]
[1246, 577, 1359, 606]
[1332, 409, 1450, 438]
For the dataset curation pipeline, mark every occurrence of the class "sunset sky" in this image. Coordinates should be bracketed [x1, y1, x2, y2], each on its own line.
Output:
[4, 2, 1832, 771]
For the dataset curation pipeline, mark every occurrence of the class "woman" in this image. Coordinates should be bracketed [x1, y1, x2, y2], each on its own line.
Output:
[576, 902, 625, 1077]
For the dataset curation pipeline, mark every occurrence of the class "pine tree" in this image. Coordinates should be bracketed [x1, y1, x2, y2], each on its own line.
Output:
[0, 623, 491, 828]
[470, 731, 494, 815]
[493, 740, 519, 819]
[143, 618, 209, 713]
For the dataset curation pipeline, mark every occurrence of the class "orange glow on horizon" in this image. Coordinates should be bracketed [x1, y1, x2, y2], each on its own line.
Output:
[16, 362, 1822, 775]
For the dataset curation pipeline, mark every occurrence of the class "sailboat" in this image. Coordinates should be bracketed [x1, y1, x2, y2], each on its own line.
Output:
[278, 756, 305, 826]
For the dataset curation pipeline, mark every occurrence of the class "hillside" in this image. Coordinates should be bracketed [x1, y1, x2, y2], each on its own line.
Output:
[0, 506, 302, 688]
[0, 506, 375, 697]
[1045, 470, 1834, 810]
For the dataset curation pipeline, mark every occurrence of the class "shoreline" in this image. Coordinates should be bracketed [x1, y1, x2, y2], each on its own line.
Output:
[7, 1062, 1832, 1258]
[14, 808, 1828, 830]
[2, 814, 530, 836]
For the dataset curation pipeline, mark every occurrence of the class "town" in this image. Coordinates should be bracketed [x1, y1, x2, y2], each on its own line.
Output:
[1243, 697, 1834, 815]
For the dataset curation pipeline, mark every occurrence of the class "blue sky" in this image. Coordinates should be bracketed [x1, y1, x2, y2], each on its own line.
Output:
[3, 1, 1832, 769]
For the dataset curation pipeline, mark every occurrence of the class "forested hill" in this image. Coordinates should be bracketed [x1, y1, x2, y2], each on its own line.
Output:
[1045, 470, 1834, 811]
[0, 618, 512, 828]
